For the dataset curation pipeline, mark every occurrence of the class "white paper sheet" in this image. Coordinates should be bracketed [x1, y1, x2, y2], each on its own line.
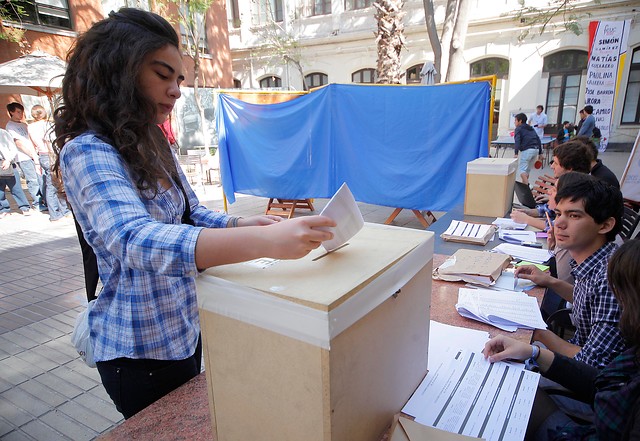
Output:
[403, 349, 539, 441]
[443, 220, 494, 240]
[318, 182, 364, 252]
[493, 218, 527, 230]
[456, 288, 548, 331]
[492, 243, 553, 264]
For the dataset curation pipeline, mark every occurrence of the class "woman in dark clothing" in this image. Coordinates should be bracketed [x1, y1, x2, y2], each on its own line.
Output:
[483, 240, 640, 441]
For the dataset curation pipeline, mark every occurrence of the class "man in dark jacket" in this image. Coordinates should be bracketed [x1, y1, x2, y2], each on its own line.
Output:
[514, 112, 542, 186]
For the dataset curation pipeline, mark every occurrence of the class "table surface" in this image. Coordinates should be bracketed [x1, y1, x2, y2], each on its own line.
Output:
[97, 253, 543, 441]
[492, 136, 555, 145]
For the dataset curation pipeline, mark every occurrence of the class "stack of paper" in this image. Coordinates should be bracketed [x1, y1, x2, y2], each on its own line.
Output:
[455, 288, 547, 332]
[492, 243, 553, 264]
[493, 217, 527, 230]
[434, 249, 511, 286]
[441, 220, 496, 245]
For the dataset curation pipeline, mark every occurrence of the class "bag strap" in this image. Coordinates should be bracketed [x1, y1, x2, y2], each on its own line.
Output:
[172, 173, 195, 226]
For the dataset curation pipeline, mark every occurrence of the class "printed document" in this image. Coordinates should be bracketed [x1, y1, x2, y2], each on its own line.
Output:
[403, 348, 539, 441]
[493, 243, 553, 264]
[318, 182, 364, 252]
[456, 288, 548, 331]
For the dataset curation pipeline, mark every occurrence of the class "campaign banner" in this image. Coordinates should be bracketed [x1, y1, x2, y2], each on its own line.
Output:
[585, 20, 630, 150]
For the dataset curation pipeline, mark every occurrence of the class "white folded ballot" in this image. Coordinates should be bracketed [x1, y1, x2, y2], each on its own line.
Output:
[441, 220, 496, 246]
[493, 217, 527, 230]
[455, 287, 548, 332]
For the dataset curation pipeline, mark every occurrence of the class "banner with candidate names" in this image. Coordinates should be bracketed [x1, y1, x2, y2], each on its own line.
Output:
[585, 20, 631, 151]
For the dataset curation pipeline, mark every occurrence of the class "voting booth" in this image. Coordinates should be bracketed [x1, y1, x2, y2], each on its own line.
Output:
[464, 158, 517, 217]
[196, 224, 434, 441]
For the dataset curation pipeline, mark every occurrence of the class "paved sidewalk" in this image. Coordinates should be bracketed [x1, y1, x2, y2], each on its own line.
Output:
[0, 149, 631, 440]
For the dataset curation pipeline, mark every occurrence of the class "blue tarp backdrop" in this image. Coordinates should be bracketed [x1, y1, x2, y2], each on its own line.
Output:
[216, 82, 490, 211]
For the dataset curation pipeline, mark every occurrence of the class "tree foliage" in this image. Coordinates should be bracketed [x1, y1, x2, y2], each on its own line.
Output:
[248, 1, 305, 90]
[0, 2, 29, 50]
[156, 0, 213, 146]
[512, 0, 601, 42]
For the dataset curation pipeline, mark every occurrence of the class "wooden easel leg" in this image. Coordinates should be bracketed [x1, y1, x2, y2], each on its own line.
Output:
[384, 208, 403, 225]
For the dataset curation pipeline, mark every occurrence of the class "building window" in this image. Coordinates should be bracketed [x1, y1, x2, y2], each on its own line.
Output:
[543, 50, 587, 132]
[179, 9, 208, 55]
[470, 57, 510, 132]
[352, 68, 376, 84]
[406, 64, 423, 84]
[622, 47, 640, 124]
[312, 0, 331, 15]
[228, 0, 240, 28]
[260, 75, 282, 88]
[233, 78, 242, 88]
[345, 0, 372, 10]
[1, 0, 72, 30]
[252, 0, 283, 25]
[304, 72, 328, 89]
[470, 57, 509, 79]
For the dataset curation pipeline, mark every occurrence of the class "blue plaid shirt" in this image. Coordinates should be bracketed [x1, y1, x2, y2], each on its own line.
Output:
[569, 242, 626, 368]
[61, 133, 230, 362]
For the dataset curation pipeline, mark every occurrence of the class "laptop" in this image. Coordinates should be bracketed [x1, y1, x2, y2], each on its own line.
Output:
[514, 181, 538, 209]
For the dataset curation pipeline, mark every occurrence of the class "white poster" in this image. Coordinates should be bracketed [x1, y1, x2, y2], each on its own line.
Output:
[585, 20, 631, 151]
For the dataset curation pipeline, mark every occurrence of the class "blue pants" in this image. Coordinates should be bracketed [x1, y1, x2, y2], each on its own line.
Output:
[39, 154, 69, 220]
[0, 167, 31, 212]
[16, 159, 41, 207]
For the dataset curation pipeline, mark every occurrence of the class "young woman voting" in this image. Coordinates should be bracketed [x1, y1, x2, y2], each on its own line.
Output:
[53, 9, 335, 419]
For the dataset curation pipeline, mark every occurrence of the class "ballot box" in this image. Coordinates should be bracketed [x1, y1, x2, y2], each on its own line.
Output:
[464, 157, 517, 217]
[196, 224, 433, 441]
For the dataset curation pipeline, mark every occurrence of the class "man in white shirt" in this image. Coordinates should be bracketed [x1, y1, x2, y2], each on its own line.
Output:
[6, 102, 42, 209]
[0, 128, 32, 217]
[528, 105, 548, 140]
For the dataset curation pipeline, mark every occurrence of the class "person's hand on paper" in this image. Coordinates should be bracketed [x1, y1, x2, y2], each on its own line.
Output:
[237, 215, 283, 226]
[510, 209, 534, 225]
[514, 264, 553, 287]
[266, 216, 336, 259]
[482, 335, 531, 363]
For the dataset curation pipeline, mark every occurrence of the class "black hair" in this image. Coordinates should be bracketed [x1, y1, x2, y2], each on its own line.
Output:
[515, 113, 527, 124]
[537, 105, 544, 111]
[584, 105, 594, 114]
[573, 135, 598, 160]
[555, 172, 623, 242]
[54, 8, 181, 196]
[553, 140, 592, 173]
[7, 102, 24, 114]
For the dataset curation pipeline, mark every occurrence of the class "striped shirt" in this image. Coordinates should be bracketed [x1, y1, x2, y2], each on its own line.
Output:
[569, 242, 626, 368]
[61, 133, 230, 362]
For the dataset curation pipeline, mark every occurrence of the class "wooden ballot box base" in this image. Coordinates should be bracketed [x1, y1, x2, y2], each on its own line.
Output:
[197, 225, 433, 441]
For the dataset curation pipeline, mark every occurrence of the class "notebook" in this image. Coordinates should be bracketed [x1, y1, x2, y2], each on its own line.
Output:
[514, 181, 537, 209]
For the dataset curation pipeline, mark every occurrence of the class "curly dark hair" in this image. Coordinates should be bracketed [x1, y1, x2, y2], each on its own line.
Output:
[53, 8, 180, 196]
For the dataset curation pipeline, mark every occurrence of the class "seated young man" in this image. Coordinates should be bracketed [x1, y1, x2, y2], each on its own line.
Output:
[572, 135, 620, 188]
[515, 173, 626, 369]
[511, 141, 592, 231]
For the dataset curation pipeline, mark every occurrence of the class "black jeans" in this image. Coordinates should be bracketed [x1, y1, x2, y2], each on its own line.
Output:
[96, 336, 202, 419]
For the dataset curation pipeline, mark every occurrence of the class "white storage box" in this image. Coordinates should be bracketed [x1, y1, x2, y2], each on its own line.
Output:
[196, 223, 434, 441]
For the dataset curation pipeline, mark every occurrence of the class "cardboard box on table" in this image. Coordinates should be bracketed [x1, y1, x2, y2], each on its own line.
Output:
[196, 223, 434, 441]
[464, 158, 517, 217]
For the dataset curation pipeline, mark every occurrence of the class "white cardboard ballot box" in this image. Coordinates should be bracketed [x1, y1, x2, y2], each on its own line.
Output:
[464, 157, 518, 217]
[196, 223, 434, 441]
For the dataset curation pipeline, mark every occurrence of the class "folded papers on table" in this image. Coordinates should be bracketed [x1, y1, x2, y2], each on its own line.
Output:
[455, 287, 547, 332]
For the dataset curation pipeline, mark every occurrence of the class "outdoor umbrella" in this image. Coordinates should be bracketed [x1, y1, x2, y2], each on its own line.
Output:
[420, 61, 437, 85]
[0, 50, 65, 97]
